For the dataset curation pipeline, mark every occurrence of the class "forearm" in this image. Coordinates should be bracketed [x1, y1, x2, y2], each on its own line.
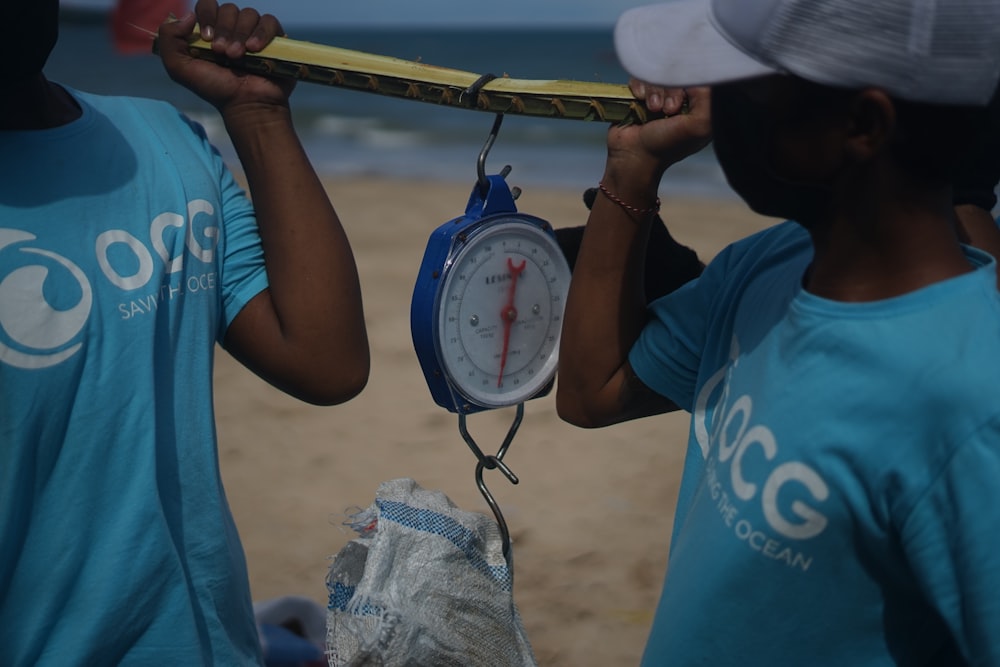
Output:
[223, 104, 369, 402]
[556, 169, 661, 427]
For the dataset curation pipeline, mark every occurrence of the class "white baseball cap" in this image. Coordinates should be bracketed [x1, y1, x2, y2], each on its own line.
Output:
[614, 0, 1000, 106]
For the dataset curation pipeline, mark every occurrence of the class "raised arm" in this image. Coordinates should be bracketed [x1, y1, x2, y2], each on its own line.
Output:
[157, 2, 369, 406]
[556, 83, 711, 428]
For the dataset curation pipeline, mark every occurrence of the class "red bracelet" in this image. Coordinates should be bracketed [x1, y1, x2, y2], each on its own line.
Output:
[598, 181, 661, 220]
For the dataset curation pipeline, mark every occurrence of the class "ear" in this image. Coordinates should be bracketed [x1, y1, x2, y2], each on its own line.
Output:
[845, 89, 895, 162]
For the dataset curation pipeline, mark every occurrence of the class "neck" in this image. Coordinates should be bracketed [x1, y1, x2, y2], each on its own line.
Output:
[803, 172, 971, 302]
[1, 75, 81, 130]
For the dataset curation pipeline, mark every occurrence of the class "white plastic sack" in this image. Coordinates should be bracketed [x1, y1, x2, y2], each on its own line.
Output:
[326, 478, 537, 667]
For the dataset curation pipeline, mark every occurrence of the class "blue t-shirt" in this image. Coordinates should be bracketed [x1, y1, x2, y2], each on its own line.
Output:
[630, 221, 1000, 666]
[0, 89, 269, 665]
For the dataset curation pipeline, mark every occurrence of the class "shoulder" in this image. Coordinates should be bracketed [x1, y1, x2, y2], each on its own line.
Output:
[713, 220, 810, 271]
[687, 220, 811, 301]
[67, 87, 205, 137]
[69, 88, 176, 116]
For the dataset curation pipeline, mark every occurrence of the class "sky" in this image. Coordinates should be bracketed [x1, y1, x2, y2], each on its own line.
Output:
[62, 0, 650, 27]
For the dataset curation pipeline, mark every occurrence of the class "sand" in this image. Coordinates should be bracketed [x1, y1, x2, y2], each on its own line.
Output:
[214, 175, 774, 666]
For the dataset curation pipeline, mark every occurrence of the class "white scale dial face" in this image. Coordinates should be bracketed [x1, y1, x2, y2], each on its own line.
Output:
[436, 219, 572, 408]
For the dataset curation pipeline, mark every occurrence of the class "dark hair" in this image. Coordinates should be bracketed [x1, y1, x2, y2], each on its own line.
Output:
[889, 98, 990, 184]
[789, 76, 991, 184]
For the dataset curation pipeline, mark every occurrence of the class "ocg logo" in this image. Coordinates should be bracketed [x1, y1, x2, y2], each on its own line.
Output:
[0, 229, 92, 370]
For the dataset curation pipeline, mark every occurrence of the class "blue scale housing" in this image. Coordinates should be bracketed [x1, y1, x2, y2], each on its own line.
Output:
[410, 175, 560, 414]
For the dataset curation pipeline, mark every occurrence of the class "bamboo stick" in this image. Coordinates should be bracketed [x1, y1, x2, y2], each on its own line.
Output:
[155, 33, 649, 125]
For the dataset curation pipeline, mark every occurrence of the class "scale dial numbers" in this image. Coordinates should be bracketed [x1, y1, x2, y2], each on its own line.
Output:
[436, 220, 571, 408]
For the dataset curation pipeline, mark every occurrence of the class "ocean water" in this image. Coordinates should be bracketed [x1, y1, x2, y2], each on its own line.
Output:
[46, 18, 736, 200]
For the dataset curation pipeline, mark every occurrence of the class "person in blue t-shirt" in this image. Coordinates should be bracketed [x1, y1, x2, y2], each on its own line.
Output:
[0, 1, 369, 665]
[557, 0, 1000, 665]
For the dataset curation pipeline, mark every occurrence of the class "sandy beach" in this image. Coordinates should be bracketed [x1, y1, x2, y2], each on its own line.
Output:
[214, 175, 775, 666]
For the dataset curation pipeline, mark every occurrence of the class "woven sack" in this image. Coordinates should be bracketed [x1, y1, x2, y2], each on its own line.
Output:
[326, 478, 537, 667]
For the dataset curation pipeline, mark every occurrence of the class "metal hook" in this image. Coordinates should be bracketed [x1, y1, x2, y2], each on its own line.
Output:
[477, 112, 506, 196]
[458, 403, 524, 572]
[461, 72, 497, 108]
[476, 456, 514, 573]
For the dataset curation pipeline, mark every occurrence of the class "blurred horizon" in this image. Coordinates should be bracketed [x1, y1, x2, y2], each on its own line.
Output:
[60, 0, 642, 28]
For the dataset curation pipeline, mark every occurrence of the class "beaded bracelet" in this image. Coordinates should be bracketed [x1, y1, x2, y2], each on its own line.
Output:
[597, 181, 661, 220]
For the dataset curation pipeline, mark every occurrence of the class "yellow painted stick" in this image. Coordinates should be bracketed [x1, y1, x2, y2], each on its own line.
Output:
[156, 33, 649, 125]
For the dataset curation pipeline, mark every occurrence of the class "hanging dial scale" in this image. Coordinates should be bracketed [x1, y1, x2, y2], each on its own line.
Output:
[410, 113, 572, 570]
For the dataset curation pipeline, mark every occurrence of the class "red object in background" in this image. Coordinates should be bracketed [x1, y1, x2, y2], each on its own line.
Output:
[111, 0, 189, 55]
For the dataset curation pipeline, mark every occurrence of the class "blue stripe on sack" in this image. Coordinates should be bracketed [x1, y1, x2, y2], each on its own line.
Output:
[327, 582, 356, 611]
[376, 499, 512, 592]
[328, 582, 384, 617]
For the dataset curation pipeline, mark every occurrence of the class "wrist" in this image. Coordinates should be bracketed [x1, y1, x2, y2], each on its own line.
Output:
[597, 181, 660, 222]
[602, 156, 663, 196]
[599, 166, 661, 215]
[221, 99, 292, 129]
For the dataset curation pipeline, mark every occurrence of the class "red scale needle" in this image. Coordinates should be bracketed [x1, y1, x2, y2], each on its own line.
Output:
[498, 257, 527, 387]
